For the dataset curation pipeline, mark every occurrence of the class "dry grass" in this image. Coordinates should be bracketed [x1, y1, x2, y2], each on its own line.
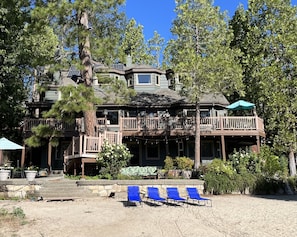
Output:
[0, 207, 27, 235]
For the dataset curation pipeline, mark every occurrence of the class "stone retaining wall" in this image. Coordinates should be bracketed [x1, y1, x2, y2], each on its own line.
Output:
[77, 179, 205, 197]
[0, 183, 41, 199]
[1, 179, 205, 199]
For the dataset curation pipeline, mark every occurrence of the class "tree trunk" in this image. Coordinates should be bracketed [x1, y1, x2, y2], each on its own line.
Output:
[79, 11, 97, 136]
[194, 101, 201, 169]
[289, 149, 296, 176]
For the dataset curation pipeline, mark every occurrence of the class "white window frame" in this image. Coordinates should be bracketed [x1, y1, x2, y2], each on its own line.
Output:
[137, 74, 152, 84]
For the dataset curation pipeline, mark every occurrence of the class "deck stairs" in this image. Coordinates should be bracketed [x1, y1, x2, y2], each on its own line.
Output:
[36, 176, 97, 201]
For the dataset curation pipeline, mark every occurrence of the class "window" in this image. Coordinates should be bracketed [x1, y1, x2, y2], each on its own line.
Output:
[146, 143, 159, 160]
[178, 141, 184, 157]
[138, 74, 151, 84]
[128, 78, 133, 87]
[156, 75, 160, 85]
[201, 141, 214, 158]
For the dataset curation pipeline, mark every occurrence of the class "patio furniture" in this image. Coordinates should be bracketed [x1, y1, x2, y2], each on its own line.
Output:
[186, 187, 212, 207]
[147, 187, 166, 205]
[127, 185, 142, 206]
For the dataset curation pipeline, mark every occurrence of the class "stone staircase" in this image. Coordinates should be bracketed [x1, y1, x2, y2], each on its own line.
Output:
[36, 177, 97, 201]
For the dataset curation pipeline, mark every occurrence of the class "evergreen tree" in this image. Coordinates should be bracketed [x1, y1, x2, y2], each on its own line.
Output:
[167, 0, 244, 168]
[31, 0, 126, 136]
[147, 31, 165, 68]
[0, 0, 57, 139]
[121, 19, 151, 65]
[230, 0, 297, 175]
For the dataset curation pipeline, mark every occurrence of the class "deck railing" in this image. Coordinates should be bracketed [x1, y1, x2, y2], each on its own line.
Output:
[64, 132, 121, 158]
[24, 116, 265, 134]
[121, 116, 264, 132]
[23, 118, 77, 132]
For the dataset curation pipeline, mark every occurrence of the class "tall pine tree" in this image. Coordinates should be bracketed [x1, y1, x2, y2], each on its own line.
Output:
[230, 0, 297, 175]
[167, 0, 244, 168]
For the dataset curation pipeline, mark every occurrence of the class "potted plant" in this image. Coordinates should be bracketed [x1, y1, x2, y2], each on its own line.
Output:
[0, 164, 13, 181]
[24, 166, 39, 181]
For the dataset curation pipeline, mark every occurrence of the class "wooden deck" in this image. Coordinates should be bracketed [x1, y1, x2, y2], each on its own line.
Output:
[121, 116, 265, 137]
[23, 116, 265, 138]
[64, 132, 122, 159]
[22, 116, 264, 176]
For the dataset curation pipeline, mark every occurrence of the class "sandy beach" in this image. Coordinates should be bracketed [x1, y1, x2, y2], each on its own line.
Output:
[1, 194, 297, 237]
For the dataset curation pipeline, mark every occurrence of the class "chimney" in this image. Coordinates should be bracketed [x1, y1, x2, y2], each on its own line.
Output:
[126, 55, 132, 67]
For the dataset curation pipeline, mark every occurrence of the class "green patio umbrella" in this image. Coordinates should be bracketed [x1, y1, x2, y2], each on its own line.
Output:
[226, 100, 255, 111]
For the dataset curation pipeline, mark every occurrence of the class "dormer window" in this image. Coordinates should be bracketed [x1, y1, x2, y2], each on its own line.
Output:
[128, 78, 133, 87]
[138, 74, 151, 84]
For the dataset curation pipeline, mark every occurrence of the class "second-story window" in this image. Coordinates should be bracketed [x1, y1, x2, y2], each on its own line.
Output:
[138, 74, 151, 84]
[156, 75, 160, 85]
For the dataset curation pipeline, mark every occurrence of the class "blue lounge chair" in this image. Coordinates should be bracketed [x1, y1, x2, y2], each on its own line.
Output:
[147, 187, 166, 205]
[127, 185, 142, 206]
[166, 187, 186, 205]
[186, 187, 212, 207]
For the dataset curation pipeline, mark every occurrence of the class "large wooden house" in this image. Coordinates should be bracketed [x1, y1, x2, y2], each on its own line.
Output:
[22, 60, 265, 176]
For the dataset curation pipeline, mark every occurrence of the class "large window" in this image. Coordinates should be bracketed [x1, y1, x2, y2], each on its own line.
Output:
[138, 74, 151, 84]
[146, 143, 159, 160]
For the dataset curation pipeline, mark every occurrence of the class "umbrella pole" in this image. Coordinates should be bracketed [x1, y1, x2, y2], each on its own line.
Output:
[0, 150, 2, 165]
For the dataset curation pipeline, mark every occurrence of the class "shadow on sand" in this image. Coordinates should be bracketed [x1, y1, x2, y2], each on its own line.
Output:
[252, 194, 297, 202]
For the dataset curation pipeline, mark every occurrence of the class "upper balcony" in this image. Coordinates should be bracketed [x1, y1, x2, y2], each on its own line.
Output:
[23, 116, 265, 138]
[121, 116, 265, 138]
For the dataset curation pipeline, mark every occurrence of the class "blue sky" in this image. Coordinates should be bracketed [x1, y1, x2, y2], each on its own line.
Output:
[125, 0, 297, 42]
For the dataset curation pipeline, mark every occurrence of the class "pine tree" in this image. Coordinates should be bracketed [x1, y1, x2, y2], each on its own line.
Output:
[31, 0, 126, 136]
[230, 0, 297, 175]
[167, 0, 244, 168]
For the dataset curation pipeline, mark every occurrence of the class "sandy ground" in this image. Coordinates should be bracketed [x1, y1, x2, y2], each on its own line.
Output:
[1, 194, 297, 237]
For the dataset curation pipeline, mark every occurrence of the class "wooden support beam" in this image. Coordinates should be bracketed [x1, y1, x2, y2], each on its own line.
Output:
[221, 135, 226, 162]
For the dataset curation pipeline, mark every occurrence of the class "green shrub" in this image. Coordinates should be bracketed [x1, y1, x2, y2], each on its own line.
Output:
[286, 176, 297, 193]
[258, 145, 288, 178]
[164, 156, 174, 170]
[175, 156, 194, 170]
[97, 141, 133, 179]
[12, 207, 25, 219]
[207, 158, 234, 176]
[253, 176, 285, 194]
[228, 149, 261, 174]
[203, 159, 236, 194]
[204, 172, 236, 194]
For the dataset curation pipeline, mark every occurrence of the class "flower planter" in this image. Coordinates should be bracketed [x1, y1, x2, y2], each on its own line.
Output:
[0, 170, 11, 181]
[25, 170, 37, 181]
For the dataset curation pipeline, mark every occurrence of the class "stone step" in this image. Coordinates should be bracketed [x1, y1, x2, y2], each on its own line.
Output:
[36, 178, 97, 199]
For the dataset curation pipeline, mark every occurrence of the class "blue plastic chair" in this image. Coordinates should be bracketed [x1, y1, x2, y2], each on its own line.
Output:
[147, 187, 166, 205]
[186, 187, 212, 207]
[127, 186, 142, 206]
[166, 187, 186, 204]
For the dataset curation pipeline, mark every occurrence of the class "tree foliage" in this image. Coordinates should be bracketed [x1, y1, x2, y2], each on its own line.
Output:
[121, 19, 151, 64]
[167, 0, 244, 168]
[230, 0, 297, 175]
[25, 84, 101, 148]
[0, 0, 58, 140]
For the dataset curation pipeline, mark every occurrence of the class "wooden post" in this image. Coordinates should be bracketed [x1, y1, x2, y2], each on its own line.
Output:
[81, 159, 85, 178]
[21, 144, 25, 168]
[74, 161, 76, 176]
[256, 135, 260, 153]
[221, 135, 226, 162]
[48, 142, 52, 172]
